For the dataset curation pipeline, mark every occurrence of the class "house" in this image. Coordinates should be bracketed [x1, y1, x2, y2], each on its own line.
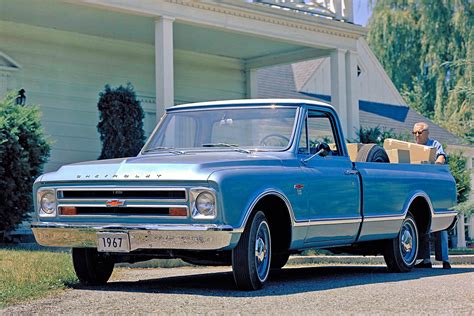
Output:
[0, 0, 364, 172]
[1, 0, 471, 244]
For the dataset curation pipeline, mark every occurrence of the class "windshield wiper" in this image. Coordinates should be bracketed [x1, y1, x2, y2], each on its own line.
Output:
[143, 147, 186, 155]
[202, 143, 251, 154]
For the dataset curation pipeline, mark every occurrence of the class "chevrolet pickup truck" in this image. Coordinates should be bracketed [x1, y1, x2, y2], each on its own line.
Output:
[32, 99, 457, 290]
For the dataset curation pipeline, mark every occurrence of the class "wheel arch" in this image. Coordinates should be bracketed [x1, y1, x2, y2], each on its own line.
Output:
[240, 190, 294, 255]
[403, 191, 434, 235]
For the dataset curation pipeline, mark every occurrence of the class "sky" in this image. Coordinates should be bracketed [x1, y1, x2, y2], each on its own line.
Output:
[353, 0, 372, 26]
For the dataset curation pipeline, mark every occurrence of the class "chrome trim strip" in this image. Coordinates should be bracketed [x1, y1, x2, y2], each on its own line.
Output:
[432, 211, 458, 218]
[295, 217, 362, 226]
[32, 222, 237, 251]
[363, 215, 405, 222]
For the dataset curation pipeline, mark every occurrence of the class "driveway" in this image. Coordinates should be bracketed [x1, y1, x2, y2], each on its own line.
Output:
[3, 264, 474, 314]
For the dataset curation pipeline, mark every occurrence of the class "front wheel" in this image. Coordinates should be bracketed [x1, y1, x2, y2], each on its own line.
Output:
[72, 248, 114, 285]
[232, 211, 272, 290]
[384, 213, 419, 272]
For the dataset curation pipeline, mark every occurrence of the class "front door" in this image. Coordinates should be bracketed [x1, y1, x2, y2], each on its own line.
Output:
[298, 109, 361, 246]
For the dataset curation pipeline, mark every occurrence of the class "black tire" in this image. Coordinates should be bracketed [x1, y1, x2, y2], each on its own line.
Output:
[356, 144, 389, 162]
[72, 248, 114, 285]
[384, 213, 419, 272]
[271, 252, 290, 269]
[232, 211, 271, 291]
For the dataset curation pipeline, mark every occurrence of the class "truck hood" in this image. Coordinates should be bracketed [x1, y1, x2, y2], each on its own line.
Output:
[39, 152, 284, 182]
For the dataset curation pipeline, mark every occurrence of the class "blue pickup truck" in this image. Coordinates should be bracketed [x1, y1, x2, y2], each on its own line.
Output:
[32, 99, 457, 290]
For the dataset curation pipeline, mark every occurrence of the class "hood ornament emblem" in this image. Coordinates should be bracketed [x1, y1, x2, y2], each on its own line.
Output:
[106, 199, 126, 207]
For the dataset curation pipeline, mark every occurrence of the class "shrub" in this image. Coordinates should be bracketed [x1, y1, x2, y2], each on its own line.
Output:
[0, 93, 50, 233]
[447, 151, 471, 203]
[97, 84, 145, 159]
[356, 125, 410, 146]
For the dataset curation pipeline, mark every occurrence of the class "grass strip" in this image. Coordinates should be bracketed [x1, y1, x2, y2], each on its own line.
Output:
[0, 249, 77, 308]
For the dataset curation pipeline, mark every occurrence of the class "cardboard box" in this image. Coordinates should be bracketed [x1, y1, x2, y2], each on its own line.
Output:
[386, 149, 411, 163]
[346, 143, 363, 162]
[383, 139, 436, 163]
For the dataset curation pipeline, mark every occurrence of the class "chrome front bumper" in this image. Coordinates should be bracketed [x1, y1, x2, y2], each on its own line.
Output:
[32, 222, 240, 251]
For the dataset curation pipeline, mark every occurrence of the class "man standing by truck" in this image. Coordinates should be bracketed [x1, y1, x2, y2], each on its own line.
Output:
[412, 122, 451, 269]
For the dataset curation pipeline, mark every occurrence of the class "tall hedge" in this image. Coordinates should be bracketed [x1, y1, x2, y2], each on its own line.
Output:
[0, 93, 50, 232]
[97, 84, 145, 159]
[447, 152, 471, 204]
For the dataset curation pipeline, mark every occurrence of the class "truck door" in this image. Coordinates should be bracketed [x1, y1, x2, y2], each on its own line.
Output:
[298, 109, 361, 246]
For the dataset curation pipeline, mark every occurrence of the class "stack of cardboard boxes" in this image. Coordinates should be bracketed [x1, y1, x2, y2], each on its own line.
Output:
[343, 139, 437, 164]
[383, 139, 436, 164]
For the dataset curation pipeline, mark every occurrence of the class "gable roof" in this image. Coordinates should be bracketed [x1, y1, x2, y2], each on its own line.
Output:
[257, 63, 468, 146]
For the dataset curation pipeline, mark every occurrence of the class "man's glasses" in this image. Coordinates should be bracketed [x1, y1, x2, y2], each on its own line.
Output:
[412, 130, 426, 136]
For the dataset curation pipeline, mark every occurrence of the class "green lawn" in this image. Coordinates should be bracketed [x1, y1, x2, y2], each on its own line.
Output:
[0, 248, 77, 308]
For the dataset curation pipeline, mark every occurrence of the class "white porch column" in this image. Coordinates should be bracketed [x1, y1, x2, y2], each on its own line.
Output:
[345, 50, 359, 140]
[330, 48, 348, 138]
[456, 212, 466, 248]
[246, 68, 258, 99]
[155, 16, 175, 121]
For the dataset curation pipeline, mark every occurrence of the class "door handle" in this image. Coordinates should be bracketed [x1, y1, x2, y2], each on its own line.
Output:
[344, 169, 359, 175]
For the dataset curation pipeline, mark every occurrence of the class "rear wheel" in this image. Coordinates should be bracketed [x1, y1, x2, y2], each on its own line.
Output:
[72, 248, 114, 285]
[232, 211, 271, 290]
[384, 213, 419, 272]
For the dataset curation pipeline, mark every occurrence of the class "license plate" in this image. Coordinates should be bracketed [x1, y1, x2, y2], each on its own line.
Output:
[97, 232, 130, 253]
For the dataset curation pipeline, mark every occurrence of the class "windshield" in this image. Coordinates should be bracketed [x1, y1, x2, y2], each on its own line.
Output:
[143, 106, 298, 153]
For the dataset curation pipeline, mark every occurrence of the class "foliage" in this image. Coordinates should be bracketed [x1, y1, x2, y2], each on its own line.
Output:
[97, 84, 145, 159]
[367, 0, 473, 142]
[0, 93, 50, 232]
[0, 248, 77, 308]
[451, 200, 474, 216]
[356, 125, 410, 146]
[447, 151, 471, 203]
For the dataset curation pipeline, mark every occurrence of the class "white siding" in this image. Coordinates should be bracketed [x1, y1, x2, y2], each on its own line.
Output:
[0, 20, 246, 172]
[174, 50, 246, 104]
[299, 38, 406, 106]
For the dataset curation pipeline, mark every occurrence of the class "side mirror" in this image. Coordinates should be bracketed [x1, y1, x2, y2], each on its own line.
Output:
[302, 142, 331, 164]
[316, 142, 330, 157]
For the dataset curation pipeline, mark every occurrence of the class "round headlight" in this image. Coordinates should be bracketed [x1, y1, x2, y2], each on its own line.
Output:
[195, 192, 215, 216]
[40, 192, 56, 214]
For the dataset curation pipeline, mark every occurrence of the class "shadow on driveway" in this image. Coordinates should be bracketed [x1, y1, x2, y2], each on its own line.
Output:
[72, 265, 474, 297]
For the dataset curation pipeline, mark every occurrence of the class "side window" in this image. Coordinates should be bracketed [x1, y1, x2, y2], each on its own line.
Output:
[306, 111, 339, 155]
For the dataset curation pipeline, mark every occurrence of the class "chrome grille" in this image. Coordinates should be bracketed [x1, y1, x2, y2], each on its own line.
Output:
[56, 187, 188, 218]
[57, 188, 187, 202]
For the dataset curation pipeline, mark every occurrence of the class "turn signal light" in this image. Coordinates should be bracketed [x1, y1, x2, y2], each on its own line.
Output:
[169, 207, 187, 216]
[59, 206, 77, 215]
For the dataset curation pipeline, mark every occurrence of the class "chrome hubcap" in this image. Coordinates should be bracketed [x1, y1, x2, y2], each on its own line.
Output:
[255, 237, 266, 262]
[401, 230, 413, 253]
[400, 218, 418, 265]
[255, 221, 271, 282]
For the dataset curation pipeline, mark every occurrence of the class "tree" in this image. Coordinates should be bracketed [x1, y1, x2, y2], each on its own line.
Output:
[0, 93, 51, 233]
[367, 0, 473, 142]
[97, 84, 145, 159]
